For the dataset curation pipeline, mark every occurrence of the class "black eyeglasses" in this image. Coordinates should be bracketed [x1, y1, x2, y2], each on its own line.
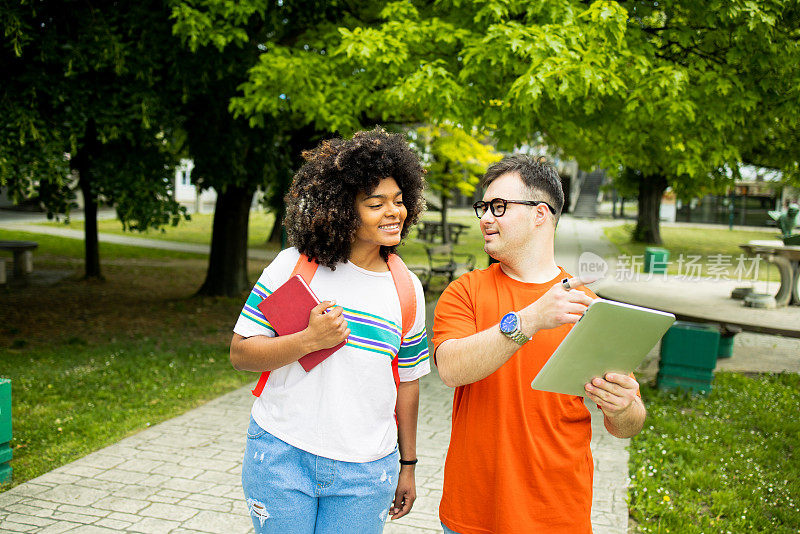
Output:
[473, 198, 557, 218]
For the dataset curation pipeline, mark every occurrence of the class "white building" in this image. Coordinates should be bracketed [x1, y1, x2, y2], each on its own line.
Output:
[174, 159, 217, 214]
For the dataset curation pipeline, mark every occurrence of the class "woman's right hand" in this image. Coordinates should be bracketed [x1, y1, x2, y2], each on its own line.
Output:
[304, 300, 350, 351]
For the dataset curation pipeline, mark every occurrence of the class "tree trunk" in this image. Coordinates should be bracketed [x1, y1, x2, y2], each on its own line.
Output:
[197, 185, 255, 296]
[611, 188, 618, 219]
[440, 189, 449, 244]
[440, 163, 450, 244]
[72, 120, 103, 280]
[633, 173, 668, 244]
[268, 206, 285, 245]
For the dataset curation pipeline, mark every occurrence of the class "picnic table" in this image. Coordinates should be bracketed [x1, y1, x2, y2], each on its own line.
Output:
[0, 240, 38, 283]
[411, 244, 476, 292]
[416, 221, 471, 244]
[739, 240, 800, 307]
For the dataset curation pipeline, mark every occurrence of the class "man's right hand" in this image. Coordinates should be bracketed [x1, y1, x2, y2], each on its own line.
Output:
[518, 277, 595, 335]
[305, 300, 350, 351]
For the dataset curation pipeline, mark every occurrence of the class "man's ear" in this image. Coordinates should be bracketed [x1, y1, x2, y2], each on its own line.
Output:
[533, 204, 551, 227]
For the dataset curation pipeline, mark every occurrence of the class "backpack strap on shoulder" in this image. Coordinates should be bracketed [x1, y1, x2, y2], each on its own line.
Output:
[386, 253, 417, 391]
[387, 253, 416, 340]
[251, 253, 318, 397]
[292, 254, 319, 283]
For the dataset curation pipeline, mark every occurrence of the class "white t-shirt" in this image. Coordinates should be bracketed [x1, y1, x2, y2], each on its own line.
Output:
[233, 247, 430, 462]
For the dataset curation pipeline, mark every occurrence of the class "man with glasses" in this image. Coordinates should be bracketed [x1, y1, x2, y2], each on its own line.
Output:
[433, 155, 646, 534]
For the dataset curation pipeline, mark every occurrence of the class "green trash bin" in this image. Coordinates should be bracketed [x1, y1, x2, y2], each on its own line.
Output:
[644, 247, 670, 274]
[657, 322, 719, 394]
[717, 325, 741, 359]
[717, 334, 735, 359]
[0, 378, 11, 484]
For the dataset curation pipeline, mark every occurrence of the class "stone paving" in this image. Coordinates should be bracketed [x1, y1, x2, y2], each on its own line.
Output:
[0, 222, 274, 262]
[0, 370, 629, 534]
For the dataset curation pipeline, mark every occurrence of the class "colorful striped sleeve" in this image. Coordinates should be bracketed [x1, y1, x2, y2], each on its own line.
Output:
[232, 273, 278, 338]
[397, 329, 430, 369]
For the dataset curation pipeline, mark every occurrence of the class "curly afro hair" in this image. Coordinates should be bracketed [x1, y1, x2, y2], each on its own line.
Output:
[284, 127, 426, 269]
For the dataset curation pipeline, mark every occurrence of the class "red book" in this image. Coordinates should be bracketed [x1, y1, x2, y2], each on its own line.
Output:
[256, 275, 346, 372]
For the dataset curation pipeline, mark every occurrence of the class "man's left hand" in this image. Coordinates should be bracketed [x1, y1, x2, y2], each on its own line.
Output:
[584, 372, 639, 416]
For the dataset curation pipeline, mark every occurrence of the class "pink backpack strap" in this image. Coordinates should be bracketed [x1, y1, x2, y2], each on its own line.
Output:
[251, 254, 318, 397]
[292, 254, 319, 283]
[387, 253, 417, 390]
[387, 254, 416, 341]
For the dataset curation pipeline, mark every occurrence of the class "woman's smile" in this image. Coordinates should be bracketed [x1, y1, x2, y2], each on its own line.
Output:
[379, 222, 401, 233]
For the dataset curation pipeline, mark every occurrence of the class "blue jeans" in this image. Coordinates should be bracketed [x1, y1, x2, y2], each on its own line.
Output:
[242, 417, 400, 534]
[441, 521, 461, 534]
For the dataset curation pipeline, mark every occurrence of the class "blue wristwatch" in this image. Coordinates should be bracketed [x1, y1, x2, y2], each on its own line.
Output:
[499, 311, 530, 345]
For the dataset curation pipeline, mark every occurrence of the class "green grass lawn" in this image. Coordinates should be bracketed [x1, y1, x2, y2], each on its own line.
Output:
[37, 209, 486, 271]
[0, 213, 485, 491]
[599, 223, 798, 532]
[604, 224, 781, 282]
[0, 230, 257, 492]
[630, 373, 800, 533]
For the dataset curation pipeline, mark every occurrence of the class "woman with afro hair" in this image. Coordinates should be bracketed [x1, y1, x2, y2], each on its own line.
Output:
[230, 127, 431, 533]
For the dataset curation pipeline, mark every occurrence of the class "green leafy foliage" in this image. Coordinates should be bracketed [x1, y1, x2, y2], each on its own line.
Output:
[219, 0, 798, 213]
[410, 124, 501, 199]
[333, 1, 798, 241]
[0, 1, 188, 233]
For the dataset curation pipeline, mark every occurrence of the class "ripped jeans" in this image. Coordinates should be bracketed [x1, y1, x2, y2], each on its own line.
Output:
[241, 417, 400, 534]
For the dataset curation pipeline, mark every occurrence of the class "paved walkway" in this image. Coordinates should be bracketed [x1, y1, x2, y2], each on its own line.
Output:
[3, 214, 796, 533]
[0, 372, 628, 534]
[0, 221, 273, 262]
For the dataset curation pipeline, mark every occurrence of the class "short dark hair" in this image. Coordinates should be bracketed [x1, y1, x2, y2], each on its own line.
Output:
[482, 155, 564, 221]
[284, 127, 426, 269]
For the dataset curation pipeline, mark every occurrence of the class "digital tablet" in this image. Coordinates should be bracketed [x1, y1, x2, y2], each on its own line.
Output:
[530, 299, 675, 396]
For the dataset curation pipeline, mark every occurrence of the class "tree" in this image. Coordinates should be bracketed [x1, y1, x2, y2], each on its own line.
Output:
[170, 1, 352, 296]
[410, 125, 501, 243]
[325, 1, 800, 244]
[571, 0, 800, 243]
[177, 0, 800, 257]
[1, 1, 187, 279]
[175, 47, 283, 297]
[173, 0, 460, 295]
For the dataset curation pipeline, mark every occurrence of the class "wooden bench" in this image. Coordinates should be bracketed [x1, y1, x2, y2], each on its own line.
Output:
[0, 240, 39, 283]
[418, 244, 476, 291]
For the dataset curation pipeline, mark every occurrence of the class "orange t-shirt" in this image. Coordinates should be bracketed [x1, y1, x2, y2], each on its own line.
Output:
[433, 264, 595, 534]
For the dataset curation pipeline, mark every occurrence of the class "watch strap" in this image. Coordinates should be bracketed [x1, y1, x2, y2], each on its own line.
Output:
[507, 329, 529, 345]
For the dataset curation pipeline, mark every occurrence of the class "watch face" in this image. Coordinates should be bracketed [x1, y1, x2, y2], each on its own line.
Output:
[500, 312, 518, 334]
